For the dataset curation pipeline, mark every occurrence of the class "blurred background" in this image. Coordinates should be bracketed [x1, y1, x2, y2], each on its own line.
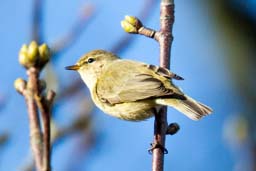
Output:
[0, 0, 255, 171]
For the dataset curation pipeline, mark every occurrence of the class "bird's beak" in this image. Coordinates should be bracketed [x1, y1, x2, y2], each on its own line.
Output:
[65, 64, 80, 71]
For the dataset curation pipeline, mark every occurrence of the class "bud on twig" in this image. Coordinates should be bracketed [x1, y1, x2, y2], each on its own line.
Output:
[121, 15, 143, 34]
[14, 78, 27, 94]
[19, 44, 35, 68]
[18, 41, 51, 69]
[38, 43, 50, 66]
[27, 41, 39, 61]
[166, 123, 180, 135]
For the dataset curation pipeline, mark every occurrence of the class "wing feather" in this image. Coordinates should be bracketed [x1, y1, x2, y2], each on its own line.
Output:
[96, 60, 184, 105]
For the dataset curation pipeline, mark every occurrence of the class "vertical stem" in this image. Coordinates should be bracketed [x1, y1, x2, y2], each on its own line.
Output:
[25, 67, 54, 171]
[43, 111, 51, 171]
[152, 107, 167, 171]
[38, 99, 51, 171]
[26, 68, 43, 170]
[26, 94, 43, 170]
[159, 0, 174, 69]
[39, 91, 55, 171]
[152, 1, 175, 171]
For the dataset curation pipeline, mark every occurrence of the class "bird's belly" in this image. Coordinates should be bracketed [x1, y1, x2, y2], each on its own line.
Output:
[99, 100, 156, 121]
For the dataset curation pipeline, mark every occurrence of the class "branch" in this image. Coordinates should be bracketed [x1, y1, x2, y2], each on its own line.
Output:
[120, 0, 175, 170]
[152, 1, 174, 171]
[15, 69, 44, 170]
[21, 107, 94, 171]
[15, 42, 54, 171]
[35, 90, 55, 171]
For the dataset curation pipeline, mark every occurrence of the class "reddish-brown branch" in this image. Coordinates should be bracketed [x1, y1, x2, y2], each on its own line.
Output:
[35, 90, 55, 171]
[42, 105, 51, 171]
[159, 1, 174, 68]
[44, 90, 55, 171]
[120, 1, 175, 170]
[25, 94, 43, 170]
[152, 107, 168, 171]
[16, 67, 55, 171]
[152, 1, 175, 171]
[25, 68, 43, 170]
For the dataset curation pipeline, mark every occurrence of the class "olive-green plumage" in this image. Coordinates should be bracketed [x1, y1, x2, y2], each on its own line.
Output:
[66, 50, 212, 121]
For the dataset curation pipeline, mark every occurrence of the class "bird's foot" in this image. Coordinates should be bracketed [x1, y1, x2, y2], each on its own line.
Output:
[148, 142, 168, 154]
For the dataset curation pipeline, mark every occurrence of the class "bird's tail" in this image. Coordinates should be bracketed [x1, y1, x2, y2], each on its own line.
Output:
[156, 95, 213, 121]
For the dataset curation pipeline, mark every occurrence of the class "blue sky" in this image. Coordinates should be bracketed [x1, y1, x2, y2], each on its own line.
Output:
[0, 0, 252, 171]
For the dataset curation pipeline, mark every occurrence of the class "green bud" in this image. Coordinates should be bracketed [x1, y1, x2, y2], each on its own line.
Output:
[39, 43, 50, 65]
[20, 44, 28, 53]
[18, 41, 39, 68]
[18, 41, 51, 69]
[121, 20, 137, 33]
[124, 15, 137, 26]
[14, 78, 27, 94]
[121, 15, 143, 33]
[27, 41, 39, 62]
[19, 51, 29, 67]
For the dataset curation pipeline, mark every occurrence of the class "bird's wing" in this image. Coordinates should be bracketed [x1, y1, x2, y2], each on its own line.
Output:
[145, 64, 184, 80]
[96, 60, 185, 105]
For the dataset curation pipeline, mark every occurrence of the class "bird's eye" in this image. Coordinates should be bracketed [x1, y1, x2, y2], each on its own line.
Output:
[87, 58, 95, 63]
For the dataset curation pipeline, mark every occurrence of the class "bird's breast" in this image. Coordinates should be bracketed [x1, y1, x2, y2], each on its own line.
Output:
[91, 88, 156, 121]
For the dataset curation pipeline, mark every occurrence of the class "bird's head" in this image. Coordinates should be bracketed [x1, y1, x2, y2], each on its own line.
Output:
[65, 49, 119, 89]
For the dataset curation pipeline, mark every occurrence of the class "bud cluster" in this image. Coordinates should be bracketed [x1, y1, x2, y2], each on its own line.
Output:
[19, 41, 51, 69]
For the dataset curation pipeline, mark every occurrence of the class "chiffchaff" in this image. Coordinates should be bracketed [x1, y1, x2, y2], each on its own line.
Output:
[66, 50, 212, 121]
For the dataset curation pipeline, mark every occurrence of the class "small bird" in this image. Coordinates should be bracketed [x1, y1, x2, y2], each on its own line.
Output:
[66, 50, 212, 121]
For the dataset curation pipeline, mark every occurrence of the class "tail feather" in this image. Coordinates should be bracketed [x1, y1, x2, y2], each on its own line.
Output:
[156, 95, 213, 121]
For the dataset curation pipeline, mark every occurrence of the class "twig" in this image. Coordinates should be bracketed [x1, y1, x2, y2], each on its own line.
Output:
[26, 68, 44, 170]
[21, 107, 93, 171]
[35, 90, 55, 171]
[19, 1, 96, 169]
[152, 1, 174, 171]
[111, 0, 157, 54]
[120, 0, 175, 170]
[15, 42, 54, 171]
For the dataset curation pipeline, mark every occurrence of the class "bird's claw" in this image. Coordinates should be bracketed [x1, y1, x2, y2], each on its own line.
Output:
[148, 142, 168, 154]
